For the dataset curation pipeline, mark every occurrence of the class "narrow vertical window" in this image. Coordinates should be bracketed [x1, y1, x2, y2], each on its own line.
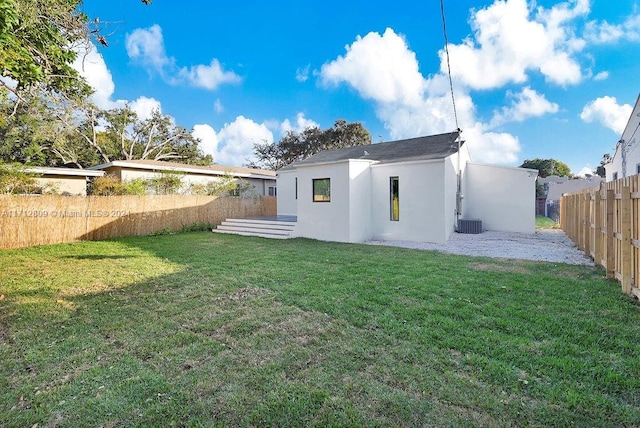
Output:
[313, 178, 331, 202]
[390, 176, 399, 221]
[295, 177, 298, 200]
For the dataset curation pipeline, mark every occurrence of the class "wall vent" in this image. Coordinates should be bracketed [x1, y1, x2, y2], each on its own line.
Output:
[458, 218, 482, 234]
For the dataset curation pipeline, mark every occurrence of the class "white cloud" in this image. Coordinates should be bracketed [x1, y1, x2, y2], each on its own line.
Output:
[193, 116, 274, 166]
[281, 113, 320, 134]
[125, 24, 172, 73]
[129, 96, 162, 121]
[214, 99, 224, 114]
[321, 28, 425, 106]
[585, 13, 640, 44]
[443, 0, 587, 89]
[575, 166, 595, 177]
[319, 28, 522, 164]
[580, 96, 632, 135]
[296, 65, 310, 82]
[178, 59, 241, 90]
[126, 25, 240, 91]
[192, 124, 220, 160]
[463, 126, 522, 164]
[593, 71, 609, 81]
[490, 87, 559, 127]
[72, 42, 119, 109]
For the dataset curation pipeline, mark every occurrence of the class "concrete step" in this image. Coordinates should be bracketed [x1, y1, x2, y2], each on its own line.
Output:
[213, 218, 296, 239]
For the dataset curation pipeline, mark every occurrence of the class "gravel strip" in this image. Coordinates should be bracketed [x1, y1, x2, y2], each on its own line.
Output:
[365, 229, 594, 265]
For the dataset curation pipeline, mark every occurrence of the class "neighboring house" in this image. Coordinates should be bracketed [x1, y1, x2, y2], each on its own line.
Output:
[605, 93, 640, 181]
[541, 175, 603, 221]
[28, 166, 105, 196]
[88, 159, 277, 196]
[276, 132, 537, 244]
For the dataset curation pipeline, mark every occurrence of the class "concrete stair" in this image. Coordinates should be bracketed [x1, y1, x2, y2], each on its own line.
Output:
[213, 218, 296, 239]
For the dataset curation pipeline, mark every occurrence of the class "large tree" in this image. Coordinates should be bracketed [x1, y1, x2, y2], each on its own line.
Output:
[0, 90, 211, 167]
[519, 158, 572, 178]
[0, 0, 91, 99]
[54, 102, 212, 167]
[249, 120, 372, 170]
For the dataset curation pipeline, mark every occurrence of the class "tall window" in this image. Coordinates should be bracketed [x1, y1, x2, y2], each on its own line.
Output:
[295, 177, 298, 200]
[613, 172, 619, 180]
[313, 178, 331, 202]
[390, 176, 399, 221]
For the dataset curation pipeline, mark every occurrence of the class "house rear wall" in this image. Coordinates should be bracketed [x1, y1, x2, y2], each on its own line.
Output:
[276, 169, 297, 216]
[371, 160, 449, 244]
[463, 162, 536, 234]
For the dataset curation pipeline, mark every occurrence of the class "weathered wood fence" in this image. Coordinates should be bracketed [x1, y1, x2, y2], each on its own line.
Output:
[560, 175, 640, 299]
[0, 195, 276, 249]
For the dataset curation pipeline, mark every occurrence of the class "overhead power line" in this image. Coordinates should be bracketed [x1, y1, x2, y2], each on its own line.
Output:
[440, 0, 460, 132]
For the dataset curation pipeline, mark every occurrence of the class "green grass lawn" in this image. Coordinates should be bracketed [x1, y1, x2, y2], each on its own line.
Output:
[536, 216, 559, 229]
[1, 232, 639, 427]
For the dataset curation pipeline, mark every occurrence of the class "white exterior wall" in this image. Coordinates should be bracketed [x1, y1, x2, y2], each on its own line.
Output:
[605, 94, 640, 181]
[347, 160, 373, 242]
[294, 162, 352, 242]
[371, 160, 449, 244]
[443, 156, 460, 240]
[276, 169, 298, 216]
[605, 143, 624, 181]
[464, 162, 537, 234]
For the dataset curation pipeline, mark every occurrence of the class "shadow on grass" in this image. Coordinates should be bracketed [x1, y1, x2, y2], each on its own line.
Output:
[2, 231, 640, 427]
[62, 254, 137, 260]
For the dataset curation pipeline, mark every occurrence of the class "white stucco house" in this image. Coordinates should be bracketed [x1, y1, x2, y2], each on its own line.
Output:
[605, 93, 640, 181]
[276, 131, 537, 244]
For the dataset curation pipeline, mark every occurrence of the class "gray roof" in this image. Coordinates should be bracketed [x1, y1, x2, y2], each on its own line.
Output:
[280, 132, 461, 170]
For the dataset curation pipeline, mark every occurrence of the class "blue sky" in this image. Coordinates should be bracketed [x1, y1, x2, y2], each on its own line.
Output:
[76, 0, 640, 174]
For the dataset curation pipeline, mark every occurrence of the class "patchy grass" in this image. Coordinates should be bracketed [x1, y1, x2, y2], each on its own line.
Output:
[1, 232, 639, 427]
[536, 216, 559, 229]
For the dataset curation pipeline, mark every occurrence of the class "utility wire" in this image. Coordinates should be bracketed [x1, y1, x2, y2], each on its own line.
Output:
[440, 0, 460, 132]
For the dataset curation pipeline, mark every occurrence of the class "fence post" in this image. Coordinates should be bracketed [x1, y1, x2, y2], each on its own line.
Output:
[621, 185, 632, 294]
[606, 189, 615, 278]
[583, 192, 590, 255]
[594, 188, 602, 265]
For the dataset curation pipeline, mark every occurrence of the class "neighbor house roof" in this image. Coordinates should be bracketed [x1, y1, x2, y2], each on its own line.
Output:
[546, 176, 603, 201]
[88, 159, 276, 180]
[280, 132, 462, 170]
[27, 166, 105, 177]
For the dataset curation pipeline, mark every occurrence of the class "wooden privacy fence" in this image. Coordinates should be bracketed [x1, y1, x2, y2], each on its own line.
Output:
[0, 195, 276, 249]
[560, 175, 640, 299]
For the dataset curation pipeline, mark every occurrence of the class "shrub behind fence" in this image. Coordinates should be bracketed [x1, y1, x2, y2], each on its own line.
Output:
[0, 195, 276, 249]
[560, 176, 640, 299]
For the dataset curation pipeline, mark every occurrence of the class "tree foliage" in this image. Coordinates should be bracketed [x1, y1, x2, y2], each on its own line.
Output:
[519, 158, 572, 178]
[0, 89, 212, 168]
[248, 120, 372, 170]
[0, 0, 91, 99]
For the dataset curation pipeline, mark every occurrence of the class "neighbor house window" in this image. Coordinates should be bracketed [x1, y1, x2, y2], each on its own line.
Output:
[313, 178, 331, 202]
[636, 163, 640, 174]
[390, 176, 399, 221]
[295, 177, 298, 200]
[613, 172, 619, 180]
[268, 186, 276, 196]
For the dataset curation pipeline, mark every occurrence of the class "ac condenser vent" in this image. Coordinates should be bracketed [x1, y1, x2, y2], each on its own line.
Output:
[458, 218, 482, 234]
